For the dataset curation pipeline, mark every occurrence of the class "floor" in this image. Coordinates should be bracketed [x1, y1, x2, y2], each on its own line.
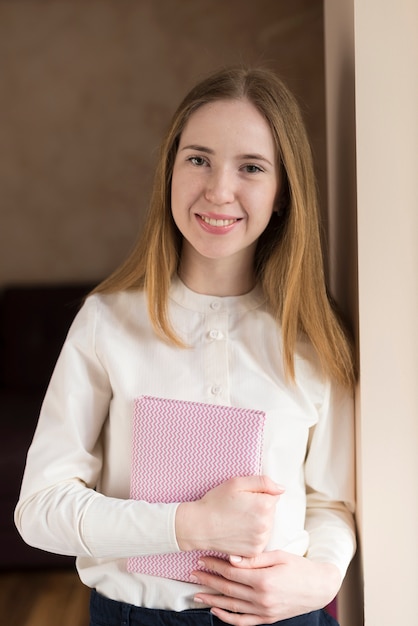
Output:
[0, 568, 90, 626]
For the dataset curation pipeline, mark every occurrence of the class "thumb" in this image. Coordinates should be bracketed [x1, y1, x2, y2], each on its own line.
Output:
[229, 550, 289, 569]
[239, 475, 285, 496]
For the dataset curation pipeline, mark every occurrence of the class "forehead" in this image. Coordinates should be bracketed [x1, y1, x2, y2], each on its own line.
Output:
[179, 98, 276, 153]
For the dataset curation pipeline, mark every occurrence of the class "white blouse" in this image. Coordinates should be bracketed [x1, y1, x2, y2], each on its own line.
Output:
[15, 277, 356, 611]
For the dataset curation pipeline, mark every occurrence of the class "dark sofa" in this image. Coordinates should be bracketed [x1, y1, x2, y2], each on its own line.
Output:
[0, 283, 94, 569]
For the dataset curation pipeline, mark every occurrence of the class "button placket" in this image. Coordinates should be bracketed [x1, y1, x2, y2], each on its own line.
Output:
[208, 329, 223, 341]
[210, 300, 222, 311]
[204, 306, 229, 404]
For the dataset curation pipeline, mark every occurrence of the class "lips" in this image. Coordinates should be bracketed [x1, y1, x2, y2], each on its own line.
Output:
[197, 214, 241, 228]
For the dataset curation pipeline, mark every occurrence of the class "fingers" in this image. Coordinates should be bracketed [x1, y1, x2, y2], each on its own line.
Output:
[233, 475, 285, 496]
[177, 477, 285, 556]
[192, 561, 276, 626]
[193, 551, 289, 587]
[192, 565, 254, 615]
[192, 556, 259, 587]
[192, 553, 340, 625]
[229, 549, 289, 569]
[211, 605, 274, 626]
[209, 607, 262, 626]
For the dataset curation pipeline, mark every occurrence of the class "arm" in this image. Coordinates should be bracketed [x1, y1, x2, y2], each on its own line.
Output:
[191, 380, 356, 624]
[14, 296, 179, 559]
[304, 378, 356, 576]
[15, 296, 284, 562]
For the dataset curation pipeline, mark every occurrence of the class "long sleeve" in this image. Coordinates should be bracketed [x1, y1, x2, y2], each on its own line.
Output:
[14, 281, 357, 610]
[14, 296, 179, 559]
[304, 378, 356, 578]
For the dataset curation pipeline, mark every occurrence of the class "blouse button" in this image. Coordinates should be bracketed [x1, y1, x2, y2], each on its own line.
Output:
[210, 300, 221, 311]
[211, 385, 222, 396]
[209, 329, 222, 340]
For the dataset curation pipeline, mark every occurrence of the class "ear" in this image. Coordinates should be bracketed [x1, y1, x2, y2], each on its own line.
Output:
[273, 196, 282, 216]
[275, 177, 290, 216]
[274, 200, 285, 216]
[275, 191, 289, 216]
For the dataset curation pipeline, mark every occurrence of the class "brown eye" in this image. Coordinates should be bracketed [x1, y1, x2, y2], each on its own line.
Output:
[242, 164, 263, 173]
[188, 156, 208, 167]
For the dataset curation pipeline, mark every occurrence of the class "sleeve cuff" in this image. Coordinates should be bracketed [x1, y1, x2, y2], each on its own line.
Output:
[82, 494, 180, 558]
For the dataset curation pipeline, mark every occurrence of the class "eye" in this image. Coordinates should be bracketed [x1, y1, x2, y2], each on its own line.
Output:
[187, 156, 209, 167]
[241, 164, 264, 174]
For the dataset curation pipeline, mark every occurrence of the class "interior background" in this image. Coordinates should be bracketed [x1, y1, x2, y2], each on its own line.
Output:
[0, 0, 326, 287]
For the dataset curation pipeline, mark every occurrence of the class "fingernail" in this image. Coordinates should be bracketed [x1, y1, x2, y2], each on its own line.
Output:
[229, 555, 242, 563]
[194, 596, 203, 603]
[190, 574, 198, 583]
[197, 560, 205, 568]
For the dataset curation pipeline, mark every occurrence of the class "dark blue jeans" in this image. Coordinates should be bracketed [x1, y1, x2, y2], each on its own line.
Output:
[89, 590, 339, 626]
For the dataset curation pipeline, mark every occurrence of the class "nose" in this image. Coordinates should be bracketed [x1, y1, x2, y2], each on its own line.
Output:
[204, 168, 235, 205]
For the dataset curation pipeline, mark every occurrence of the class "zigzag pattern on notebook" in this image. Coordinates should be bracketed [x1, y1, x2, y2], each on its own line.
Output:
[127, 395, 265, 582]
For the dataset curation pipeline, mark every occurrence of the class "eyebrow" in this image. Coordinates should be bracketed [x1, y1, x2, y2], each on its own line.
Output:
[241, 153, 274, 166]
[180, 144, 274, 166]
[181, 144, 215, 155]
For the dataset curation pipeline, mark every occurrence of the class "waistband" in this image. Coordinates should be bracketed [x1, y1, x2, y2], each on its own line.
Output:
[89, 590, 338, 626]
[90, 590, 218, 625]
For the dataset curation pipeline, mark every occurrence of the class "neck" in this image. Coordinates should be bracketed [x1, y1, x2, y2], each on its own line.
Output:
[178, 249, 256, 297]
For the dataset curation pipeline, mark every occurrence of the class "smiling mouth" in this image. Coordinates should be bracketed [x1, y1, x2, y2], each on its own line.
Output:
[198, 215, 240, 227]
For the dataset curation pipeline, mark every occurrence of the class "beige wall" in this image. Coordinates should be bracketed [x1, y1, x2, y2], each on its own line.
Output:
[355, 0, 418, 623]
[0, 0, 326, 286]
[325, 0, 418, 623]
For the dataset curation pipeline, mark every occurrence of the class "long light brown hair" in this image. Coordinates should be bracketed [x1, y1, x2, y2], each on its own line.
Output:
[93, 66, 356, 387]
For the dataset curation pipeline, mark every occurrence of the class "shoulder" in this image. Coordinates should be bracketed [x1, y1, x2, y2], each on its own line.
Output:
[68, 289, 148, 337]
[84, 289, 146, 316]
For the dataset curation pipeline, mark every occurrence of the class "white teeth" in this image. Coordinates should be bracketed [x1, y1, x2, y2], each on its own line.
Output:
[201, 215, 237, 227]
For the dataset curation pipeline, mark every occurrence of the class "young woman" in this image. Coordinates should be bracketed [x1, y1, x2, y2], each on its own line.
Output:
[15, 67, 356, 626]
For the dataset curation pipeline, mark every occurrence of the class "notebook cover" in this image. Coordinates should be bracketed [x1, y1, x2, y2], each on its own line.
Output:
[127, 395, 265, 581]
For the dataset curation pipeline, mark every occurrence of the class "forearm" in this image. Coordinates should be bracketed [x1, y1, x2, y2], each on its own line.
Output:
[305, 500, 356, 578]
[15, 479, 179, 559]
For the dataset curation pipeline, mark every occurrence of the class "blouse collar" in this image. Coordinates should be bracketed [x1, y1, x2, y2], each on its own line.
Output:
[169, 275, 265, 315]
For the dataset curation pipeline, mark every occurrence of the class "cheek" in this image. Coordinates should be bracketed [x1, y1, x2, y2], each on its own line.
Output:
[170, 177, 196, 236]
[171, 171, 199, 211]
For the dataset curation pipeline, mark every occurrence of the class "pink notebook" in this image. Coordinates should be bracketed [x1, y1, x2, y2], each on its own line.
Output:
[127, 395, 265, 581]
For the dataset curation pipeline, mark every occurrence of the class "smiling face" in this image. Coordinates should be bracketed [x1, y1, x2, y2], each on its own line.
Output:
[171, 98, 280, 294]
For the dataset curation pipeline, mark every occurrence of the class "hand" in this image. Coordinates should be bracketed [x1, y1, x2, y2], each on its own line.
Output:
[191, 550, 342, 626]
[175, 476, 284, 557]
